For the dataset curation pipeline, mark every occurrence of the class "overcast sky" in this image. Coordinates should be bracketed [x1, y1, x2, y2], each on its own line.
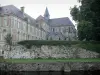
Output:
[0, 0, 80, 26]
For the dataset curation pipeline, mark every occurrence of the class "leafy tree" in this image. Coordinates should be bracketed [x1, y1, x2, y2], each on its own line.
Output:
[70, 6, 79, 22]
[70, 0, 100, 41]
[4, 33, 12, 51]
[90, 0, 100, 41]
[77, 21, 93, 41]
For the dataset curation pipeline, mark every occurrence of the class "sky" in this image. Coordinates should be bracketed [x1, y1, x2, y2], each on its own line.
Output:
[0, 0, 80, 27]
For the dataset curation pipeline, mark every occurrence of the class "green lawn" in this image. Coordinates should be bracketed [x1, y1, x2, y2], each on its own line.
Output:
[0, 58, 100, 63]
[77, 43, 100, 53]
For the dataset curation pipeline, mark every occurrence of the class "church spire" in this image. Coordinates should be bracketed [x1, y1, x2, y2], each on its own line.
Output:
[44, 7, 50, 20]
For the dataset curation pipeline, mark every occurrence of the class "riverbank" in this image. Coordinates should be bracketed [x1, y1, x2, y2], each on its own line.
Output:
[0, 62, 100, 71]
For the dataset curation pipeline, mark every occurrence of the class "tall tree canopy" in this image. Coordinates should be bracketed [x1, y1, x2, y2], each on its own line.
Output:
[70, 0, 100, 41]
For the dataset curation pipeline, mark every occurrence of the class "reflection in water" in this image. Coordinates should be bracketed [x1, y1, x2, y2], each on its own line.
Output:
[0, 70, 100, 75]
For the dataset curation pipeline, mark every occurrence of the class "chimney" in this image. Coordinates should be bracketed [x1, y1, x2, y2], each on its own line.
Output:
[21, 6, 25, 13]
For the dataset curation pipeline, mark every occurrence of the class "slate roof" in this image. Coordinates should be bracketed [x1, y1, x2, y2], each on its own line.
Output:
[0, 5, 74, 27]
[49, 17, 74, 26]
[0, 5, 36, 25]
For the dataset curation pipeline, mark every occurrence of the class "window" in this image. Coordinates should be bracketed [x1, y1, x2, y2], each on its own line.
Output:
[20, 22, 23, 30]
[46, 37, 48, 40]
[59, 38, 60, 40]
[24, 23, 27, 31]
[0, 17, 1, 26]
[16, 20, 18, 28]
[64, 38, 66, 40]
[13, 34, 16, 41]
[32, 36, 34, 39]
[0, 34, 1, 40]
[13, 18, 15, 27]
[15, 20, 17, 28]
[21, 23, 23, 30]
[1, 33, 3, 40]
[2, 51, 4, 54]
[23, 33, 25, 39]
[56, 27, 59, 32]
[3, 29, 6, 33]
[30, 26, 32, 32]
[59, 27, 61, 32]
[11, 17, 14, 28]
[18, 21, 19, 28]
[34, 28, 36, 35]
[37, 30, 39, 36]
[69, 27, 71, 33]
[52, 28, 55, 32]
[28, 35, 29, 39]
[4, 17, 7, 26]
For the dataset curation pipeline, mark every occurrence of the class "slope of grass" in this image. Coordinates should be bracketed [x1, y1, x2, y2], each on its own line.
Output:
[77, 43, 100, 53]
[18, 40, 100, 46]
[0, 58, 100, 63]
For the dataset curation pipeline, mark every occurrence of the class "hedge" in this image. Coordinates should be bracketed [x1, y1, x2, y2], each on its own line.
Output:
[18, 40, 100, 46]
[17, 40, 100, 53]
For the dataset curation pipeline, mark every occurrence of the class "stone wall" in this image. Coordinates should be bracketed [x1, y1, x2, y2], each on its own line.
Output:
[2, 45, 99, 59]
[0, 62, 100, 71]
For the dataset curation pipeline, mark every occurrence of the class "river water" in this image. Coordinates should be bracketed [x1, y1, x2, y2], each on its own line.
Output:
[0, 70, 99, 75]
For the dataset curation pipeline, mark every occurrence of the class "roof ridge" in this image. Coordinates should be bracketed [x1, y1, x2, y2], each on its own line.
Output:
[1, 5, 14, 7]
[50, 17, 68, 20]
[1, 5, 35, 19]
[36, 15, 44, 20]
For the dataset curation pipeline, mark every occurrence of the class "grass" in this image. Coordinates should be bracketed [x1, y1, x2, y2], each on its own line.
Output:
[18, 40, 100, 46]
[77, 43, 100, 53]
[0, 58, 100, 63]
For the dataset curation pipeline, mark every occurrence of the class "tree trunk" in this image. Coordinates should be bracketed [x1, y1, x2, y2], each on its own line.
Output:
[10, 45, 11, 51]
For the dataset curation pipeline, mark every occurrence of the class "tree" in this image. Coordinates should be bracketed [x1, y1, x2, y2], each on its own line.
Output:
[70, 0, 100, 41]
[70, 5, 80, 22]
[4, 33, 12, 51]
[90, 0, 100, 41]
[77, 21, 93, 41]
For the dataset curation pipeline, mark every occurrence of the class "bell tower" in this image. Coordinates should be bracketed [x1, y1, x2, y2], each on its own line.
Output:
[44, 7, 50, 21]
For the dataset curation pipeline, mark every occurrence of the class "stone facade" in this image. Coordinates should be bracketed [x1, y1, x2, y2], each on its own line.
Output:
[0, 5, 77, 56]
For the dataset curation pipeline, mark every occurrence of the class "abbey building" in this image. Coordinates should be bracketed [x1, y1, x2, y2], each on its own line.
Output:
[0, 5, 77, 47]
